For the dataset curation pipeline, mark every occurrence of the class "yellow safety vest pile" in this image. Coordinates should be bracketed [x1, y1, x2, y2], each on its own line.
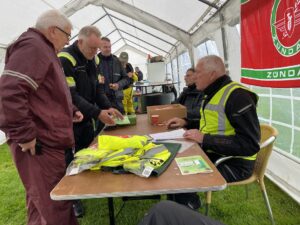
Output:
[66, 135, 171, 177]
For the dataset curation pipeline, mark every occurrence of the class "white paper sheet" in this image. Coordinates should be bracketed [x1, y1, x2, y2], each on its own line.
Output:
[149, 128, 186, 141]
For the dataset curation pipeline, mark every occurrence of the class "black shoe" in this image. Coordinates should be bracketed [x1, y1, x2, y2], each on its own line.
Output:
[73, 200, 84, 218]
[187, 197, 201, 211]
[167, 193, 201, 211]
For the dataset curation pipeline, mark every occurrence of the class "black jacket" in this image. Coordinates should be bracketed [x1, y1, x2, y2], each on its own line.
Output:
[201, 75, 260, 158]
[173, 84, 203, 122]
[97, 53, 131, 99]
[188, 75, 260, 158]
[59, 42, 111, 122]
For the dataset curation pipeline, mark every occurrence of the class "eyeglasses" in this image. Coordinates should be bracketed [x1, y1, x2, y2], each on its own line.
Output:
[55, 26, 71, 40]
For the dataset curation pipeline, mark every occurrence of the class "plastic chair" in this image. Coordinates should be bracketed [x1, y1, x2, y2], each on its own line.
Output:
[205, 124, 278, 225]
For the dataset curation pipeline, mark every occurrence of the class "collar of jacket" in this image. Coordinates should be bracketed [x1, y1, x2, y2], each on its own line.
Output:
[72, 40, 88, 62]
[187, 83, 196, 90]
[28, 28, 56, 52]
[203, 75, 231, 97]
[98, 52, 113, 61]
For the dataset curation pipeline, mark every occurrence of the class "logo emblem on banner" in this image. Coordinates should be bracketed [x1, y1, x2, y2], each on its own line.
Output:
[271, 0, 300, 57]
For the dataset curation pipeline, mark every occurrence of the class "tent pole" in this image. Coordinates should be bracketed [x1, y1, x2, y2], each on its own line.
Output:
[220, 13, 229, 72]
[175, 47, 180, 91]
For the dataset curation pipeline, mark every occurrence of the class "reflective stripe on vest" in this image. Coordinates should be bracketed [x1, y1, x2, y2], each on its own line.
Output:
[200, 82, 257, 161]
[66, 76, 76, 87]
[95, 55, 100, 65]
[57, 52, 77, 67]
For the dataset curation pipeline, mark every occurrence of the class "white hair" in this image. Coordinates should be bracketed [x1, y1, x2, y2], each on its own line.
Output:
[35, 10, 72, 30]
[199, 55, 226, 75]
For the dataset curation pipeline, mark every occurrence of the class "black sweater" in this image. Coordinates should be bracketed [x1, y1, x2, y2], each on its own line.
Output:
[173, 84, 203, 122]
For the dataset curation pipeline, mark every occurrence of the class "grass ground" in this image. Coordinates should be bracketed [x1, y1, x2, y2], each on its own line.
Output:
[1, 143, 300, 225]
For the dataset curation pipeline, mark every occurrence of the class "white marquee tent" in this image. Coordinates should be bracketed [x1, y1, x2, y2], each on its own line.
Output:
[0, 0, 299, 204]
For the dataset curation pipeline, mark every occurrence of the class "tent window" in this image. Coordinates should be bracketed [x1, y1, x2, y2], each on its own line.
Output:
[166, 63, 172, 80]
[171, 58, 178, 82]
[196, 40, 219, 59]
[179, 51, 191, 79]
[250, 86, 300, 162]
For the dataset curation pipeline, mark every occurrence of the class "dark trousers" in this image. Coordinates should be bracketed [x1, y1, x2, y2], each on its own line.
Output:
[108, 95, 125, 114]
[207, 152, 254, 182]
[138, 201, 225, 225]
[65, 121, 94, 166]
[9, 142, 78, 225]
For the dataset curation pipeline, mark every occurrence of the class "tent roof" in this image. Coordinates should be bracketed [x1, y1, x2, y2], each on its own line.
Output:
[0, 0, 232, 60]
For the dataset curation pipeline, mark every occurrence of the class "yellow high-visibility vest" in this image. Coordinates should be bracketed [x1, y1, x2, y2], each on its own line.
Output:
[200, 82, 258, 161]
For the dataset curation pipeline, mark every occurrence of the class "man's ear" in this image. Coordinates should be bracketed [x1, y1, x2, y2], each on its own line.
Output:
[77, 39, 83, 47]
[48, 26, 56, 39]
[209, 71, 218, 82]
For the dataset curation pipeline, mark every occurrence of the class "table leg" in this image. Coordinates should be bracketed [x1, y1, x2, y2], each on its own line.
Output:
[108, 197, 115, 225]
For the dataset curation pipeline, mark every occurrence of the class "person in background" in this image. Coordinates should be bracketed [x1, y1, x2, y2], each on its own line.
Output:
[135, 66, 143, 81]
[119, 52, 138, 115]
[0, 10, 80, 225]
[58, 25, 123, 217]
[138, 201, 225, 225]
[166, 55, 260, 210]
[98, 37, 131, 113]
[172, 68, 203, 129]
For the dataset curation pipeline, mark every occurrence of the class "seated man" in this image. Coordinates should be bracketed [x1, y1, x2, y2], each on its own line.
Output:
[172, 68, 203, 127]
[166, 55, 260, 209]
[167, 55, 260, 182]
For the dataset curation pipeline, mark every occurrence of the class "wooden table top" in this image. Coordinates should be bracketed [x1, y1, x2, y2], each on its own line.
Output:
[50, 115, 226, 200]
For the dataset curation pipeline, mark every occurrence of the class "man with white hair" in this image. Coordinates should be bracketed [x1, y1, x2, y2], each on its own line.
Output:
[0, 10, 79, 225]
[166, 55, 260, 208]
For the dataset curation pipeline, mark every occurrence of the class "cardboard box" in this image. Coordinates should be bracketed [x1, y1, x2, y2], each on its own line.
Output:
[147, 104, 187, 124]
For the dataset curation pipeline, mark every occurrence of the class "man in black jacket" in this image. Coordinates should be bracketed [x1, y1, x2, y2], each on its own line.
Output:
[166, 55, 260, 209]
[59, 26, 122, 154]
[173, 68, 203, 127]
[167, 55, 260, 182]
[98, 37, 131, 113]
[59, 26, 122, 217]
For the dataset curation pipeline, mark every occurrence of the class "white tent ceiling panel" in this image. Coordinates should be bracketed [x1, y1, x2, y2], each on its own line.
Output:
[119, 0, 208, 32]
[125, 40, 159, 56]
[133, 30, 173, 51]
[112, 18, 136, 35]
[111, 39, 125, 53]
[0, 0, 50, 46]
[93, 16, 115, 37]
[122, 34, 166, 56]
[69, 5, 106, 31]
[124, 43, 150, 55]
[132, 20, 177, 44]
[119, 30, 171, 53]
[106, 8, 177, 43]
[106, 30, 122, 44]
[44, 0, 70, 8]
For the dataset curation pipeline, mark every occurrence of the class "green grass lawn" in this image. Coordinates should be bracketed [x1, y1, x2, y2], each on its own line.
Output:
[1, 144, 300, 225]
